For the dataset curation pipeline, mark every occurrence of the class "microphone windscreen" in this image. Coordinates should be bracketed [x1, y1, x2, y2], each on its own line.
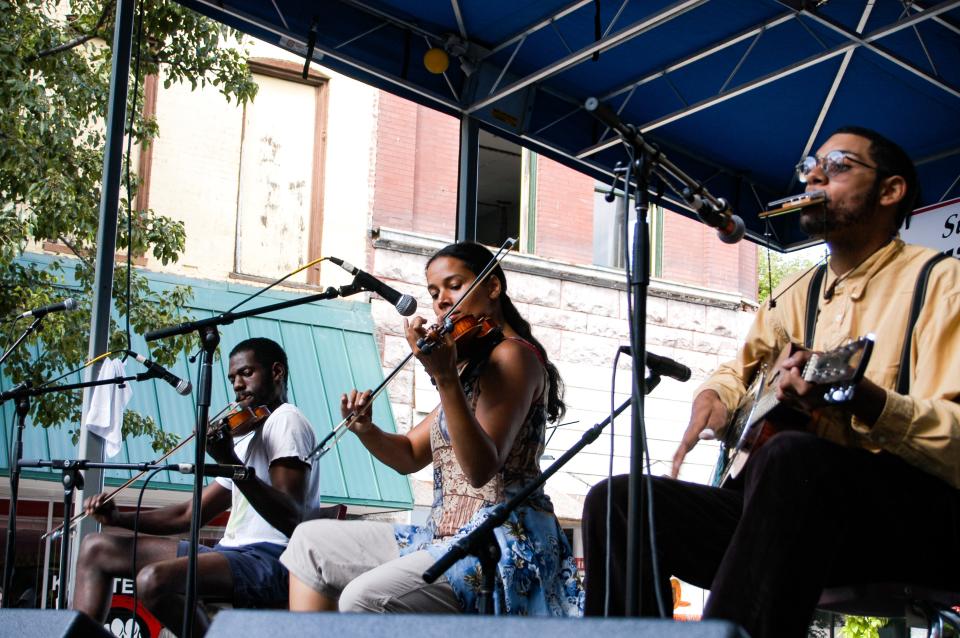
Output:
[718, 215, 746, 244]
[396, 295, 417, 316]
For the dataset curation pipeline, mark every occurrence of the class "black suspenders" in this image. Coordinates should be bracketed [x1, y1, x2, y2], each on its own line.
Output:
[895, 253, 950, 394]
[804, 264, 827, 350]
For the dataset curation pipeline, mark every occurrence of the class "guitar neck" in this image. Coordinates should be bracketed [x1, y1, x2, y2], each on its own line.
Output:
[754, 391, 780, 419]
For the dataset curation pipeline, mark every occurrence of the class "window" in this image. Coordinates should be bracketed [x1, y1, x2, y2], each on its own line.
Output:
[476, 130, 523, 248]
[234, 59, 328, 285]
[592, 184, 662, 274]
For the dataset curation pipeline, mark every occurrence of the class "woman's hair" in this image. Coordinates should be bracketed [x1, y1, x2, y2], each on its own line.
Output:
[427, 241, 565, 422]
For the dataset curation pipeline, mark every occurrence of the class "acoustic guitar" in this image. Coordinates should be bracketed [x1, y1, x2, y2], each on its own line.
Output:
[711, 335, 875, 488]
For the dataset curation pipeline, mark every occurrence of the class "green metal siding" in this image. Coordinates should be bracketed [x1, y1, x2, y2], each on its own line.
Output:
[0, 253, 413, 510]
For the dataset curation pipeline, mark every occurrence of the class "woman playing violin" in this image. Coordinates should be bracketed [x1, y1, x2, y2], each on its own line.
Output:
[280, 241, 582, 615]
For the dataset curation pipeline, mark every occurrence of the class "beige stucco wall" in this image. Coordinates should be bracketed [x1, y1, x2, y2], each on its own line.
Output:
[144, 39, 374, 287]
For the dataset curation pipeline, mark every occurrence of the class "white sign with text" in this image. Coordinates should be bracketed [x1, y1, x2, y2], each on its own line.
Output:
[900, 197, 960, 256]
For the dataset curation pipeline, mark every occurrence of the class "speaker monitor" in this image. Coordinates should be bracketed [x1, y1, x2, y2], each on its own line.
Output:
[0, 610, 111, 638]
[207, 610, 747, 638]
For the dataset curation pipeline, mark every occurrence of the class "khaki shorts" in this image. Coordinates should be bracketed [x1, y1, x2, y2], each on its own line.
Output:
[280, 519, 460, 613]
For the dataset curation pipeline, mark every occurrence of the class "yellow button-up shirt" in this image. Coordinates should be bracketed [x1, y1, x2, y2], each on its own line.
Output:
[699, 239, 960, 488]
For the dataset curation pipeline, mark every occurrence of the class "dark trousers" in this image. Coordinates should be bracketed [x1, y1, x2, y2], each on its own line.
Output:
[582, 432, 960, 638]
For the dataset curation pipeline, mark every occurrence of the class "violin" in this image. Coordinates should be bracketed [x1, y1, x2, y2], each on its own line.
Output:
[309, 238, 517, 461]
[43, 401, 269, 541]
[419, 313, 503, 361]
[207, 402, 271, 443]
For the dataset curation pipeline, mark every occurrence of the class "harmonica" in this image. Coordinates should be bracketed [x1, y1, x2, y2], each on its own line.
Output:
[760, 190, 827, 219]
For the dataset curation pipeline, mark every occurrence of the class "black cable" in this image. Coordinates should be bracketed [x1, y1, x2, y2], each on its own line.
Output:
[765, 259, 826, 311]
[5, 405, 14, 470]
[603, 347, 621, 615]
[131, 466, 166, 632]
[763, 220, 776, 308]
[121, 0, 146, 363]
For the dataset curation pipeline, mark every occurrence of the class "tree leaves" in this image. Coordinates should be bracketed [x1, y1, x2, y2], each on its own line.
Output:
[1, 0, 255, 451]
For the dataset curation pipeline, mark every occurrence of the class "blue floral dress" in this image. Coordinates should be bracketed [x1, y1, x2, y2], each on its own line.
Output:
[393, 339, 583, 616]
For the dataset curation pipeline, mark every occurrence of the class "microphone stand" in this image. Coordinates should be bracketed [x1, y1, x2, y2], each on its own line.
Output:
[423, 396, 635, 613]
[145, 281, 365, 638]
[18, 458, 179, 609]
[585, 100, 665, 617]
[0, 370, 166, 608]
[0, 314, 44, 607]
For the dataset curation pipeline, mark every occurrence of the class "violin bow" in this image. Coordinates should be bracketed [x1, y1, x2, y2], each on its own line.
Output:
[42, 433, 197, 540]
[309, 237, 517, 460]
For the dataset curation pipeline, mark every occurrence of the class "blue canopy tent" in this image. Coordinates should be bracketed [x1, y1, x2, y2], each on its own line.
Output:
[172, 0, 960, 250]
[68, 0, 960, 609]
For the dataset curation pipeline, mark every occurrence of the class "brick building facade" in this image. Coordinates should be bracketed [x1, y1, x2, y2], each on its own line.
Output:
[22, 43, 761, 579]
[363, 84, 760, 539]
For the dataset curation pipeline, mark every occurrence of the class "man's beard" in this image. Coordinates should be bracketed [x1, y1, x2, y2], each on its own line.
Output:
[799, 179, 882, 238]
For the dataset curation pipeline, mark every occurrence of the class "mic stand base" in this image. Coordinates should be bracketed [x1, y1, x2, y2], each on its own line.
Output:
[184, 325, 219, 638]
[476, 526, 501, 615]
[57, 463, 84, 610]
[1, 392, 30, 608]
[15, 458, 179, 608]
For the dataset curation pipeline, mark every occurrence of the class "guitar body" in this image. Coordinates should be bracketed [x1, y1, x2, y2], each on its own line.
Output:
[711, 336, 874, 488]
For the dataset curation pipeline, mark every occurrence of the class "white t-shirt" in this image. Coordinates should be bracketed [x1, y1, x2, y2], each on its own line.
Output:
[215, 403, 320, 547]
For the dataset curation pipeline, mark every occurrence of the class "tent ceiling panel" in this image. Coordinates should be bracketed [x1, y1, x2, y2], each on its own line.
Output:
[177, 0, 960, 250]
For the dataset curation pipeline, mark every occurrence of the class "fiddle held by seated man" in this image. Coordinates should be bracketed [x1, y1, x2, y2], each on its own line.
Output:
[71, 337, 321, 636]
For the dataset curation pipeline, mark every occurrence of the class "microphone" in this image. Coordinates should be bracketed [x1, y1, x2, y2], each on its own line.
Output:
[685, 192, 746, 245]
[176, 463, 255, 481]
[618, 346, 692, 382]
[14, 298, 77, 320]
[130, 351, 193, 395]
[583, 98, 743, 245]
[328, 257, 417, 316]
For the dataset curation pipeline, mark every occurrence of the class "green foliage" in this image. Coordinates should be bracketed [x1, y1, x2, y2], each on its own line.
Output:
[0, 1, 256, 451]
[757, 248, 820, 304]
[839, 615, 887, 638]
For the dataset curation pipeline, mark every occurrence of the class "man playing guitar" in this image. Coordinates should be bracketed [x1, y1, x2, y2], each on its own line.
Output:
[582, 127, 960, 637]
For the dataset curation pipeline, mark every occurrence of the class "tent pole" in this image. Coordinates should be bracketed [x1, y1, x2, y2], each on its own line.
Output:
[456, 115, 479, 242]
[69, 0, 136, 606]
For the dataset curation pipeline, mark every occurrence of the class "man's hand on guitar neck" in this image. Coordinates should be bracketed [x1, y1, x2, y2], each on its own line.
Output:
[672, 390, 728, 478]
[775, 350, 885, 427]
[775, 349, 828, 412]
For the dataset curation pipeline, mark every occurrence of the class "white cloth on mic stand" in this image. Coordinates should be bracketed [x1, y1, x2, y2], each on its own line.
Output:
[83, 358, 132, 458]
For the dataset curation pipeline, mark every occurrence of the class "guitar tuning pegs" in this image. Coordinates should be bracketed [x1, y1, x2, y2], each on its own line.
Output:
[824, 384, 855, 404]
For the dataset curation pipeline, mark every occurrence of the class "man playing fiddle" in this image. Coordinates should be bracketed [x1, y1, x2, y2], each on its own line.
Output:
[72, 337, 320, 634]
[582, 127, 960, 636]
